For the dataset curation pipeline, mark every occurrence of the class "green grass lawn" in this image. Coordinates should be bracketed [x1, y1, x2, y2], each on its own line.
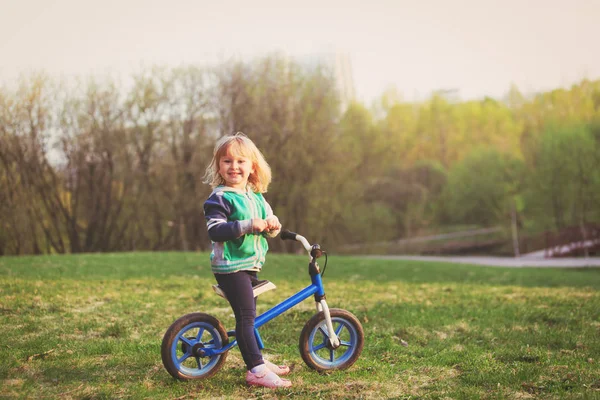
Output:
[1, 251, 599, 399]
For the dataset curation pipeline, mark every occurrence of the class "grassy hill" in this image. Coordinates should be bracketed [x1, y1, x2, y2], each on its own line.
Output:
[1, 251, 599, 399]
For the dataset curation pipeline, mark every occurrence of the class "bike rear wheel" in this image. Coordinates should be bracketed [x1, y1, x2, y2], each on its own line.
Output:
[161, 312, 229, 380]
[299, 308, 364, 372]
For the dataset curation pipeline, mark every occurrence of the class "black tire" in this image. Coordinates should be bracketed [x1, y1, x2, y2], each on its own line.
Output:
[161, 312, 229, 380]
[299, 308, 364, 372]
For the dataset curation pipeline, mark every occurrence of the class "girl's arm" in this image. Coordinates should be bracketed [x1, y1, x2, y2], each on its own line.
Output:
[204, 194, 269, 242]
[204, 194, 253, 242]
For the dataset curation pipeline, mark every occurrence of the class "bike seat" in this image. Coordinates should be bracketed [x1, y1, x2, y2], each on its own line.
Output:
[212, 280, 276, 300]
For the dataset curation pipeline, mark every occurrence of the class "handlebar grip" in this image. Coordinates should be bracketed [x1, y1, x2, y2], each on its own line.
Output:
[280, 230, 297, 241]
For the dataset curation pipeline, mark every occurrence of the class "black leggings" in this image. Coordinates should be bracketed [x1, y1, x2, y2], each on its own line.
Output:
[214, 270, 264, 370]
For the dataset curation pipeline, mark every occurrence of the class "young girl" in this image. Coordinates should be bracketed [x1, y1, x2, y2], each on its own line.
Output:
[203, 132, 292, 389]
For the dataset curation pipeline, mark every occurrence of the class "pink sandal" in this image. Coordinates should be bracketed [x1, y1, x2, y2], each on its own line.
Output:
[246, 369, 292, 388]
[264, 359, 291, 376]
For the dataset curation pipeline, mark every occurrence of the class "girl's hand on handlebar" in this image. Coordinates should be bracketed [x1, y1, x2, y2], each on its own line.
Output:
[251, 218, 269, 233]
[250, 217, 281, 237]
[265, 216, 282, 238]
[265, 216, 281, 231]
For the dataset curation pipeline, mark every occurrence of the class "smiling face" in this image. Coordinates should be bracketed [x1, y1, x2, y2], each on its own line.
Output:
[218, 145, 255, 189]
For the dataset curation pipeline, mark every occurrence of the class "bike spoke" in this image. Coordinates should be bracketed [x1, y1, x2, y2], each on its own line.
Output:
[180, 336, 194, 347]
[313, 342, 327, 351]
[195, 356, 203, 369]
[340, 340, 352, 347]
[177, 352, 190, 364]
[335, 323, 344, 336]
[329, 349, 335, 362]
[195, 328, 205, 341]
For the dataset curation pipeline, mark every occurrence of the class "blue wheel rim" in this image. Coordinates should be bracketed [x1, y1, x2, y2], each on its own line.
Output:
[170, 321, 224, 377]
[307, 316, 359, 368]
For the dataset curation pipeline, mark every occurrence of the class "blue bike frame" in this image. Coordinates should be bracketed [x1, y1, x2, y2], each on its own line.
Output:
[201, 272, 326, 357]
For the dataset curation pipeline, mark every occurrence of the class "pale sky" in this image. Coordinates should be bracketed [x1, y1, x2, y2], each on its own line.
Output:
[1, 0, 598, 103]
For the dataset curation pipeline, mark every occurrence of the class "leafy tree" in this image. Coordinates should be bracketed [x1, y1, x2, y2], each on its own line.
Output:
[333, 102, 396, 244]
[524, 122, 600, 232]
[442, 147, 524, 227]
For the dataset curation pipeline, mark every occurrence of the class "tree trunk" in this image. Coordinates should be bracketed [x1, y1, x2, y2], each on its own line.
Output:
[179, 216, 189, 251]
[579, 218, 589, 259]
[511, 200, 520, 258]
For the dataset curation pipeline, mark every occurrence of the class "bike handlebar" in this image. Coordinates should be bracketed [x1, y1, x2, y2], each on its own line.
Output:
[280, 230, 297, 241]
[280, 230, 312, 253]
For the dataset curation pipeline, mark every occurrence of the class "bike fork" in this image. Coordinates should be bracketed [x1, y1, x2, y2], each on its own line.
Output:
[316, 300, 340, 348]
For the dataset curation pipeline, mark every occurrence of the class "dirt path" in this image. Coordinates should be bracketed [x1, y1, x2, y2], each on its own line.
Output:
[362, 255, 600, 267]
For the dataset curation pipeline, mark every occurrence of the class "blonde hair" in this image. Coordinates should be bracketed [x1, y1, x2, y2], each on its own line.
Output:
[203, 132, 272, 193]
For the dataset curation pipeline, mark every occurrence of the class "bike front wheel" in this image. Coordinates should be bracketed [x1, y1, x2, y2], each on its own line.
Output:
[161, 312, 229, 380]
[299, 308, 364, 372]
